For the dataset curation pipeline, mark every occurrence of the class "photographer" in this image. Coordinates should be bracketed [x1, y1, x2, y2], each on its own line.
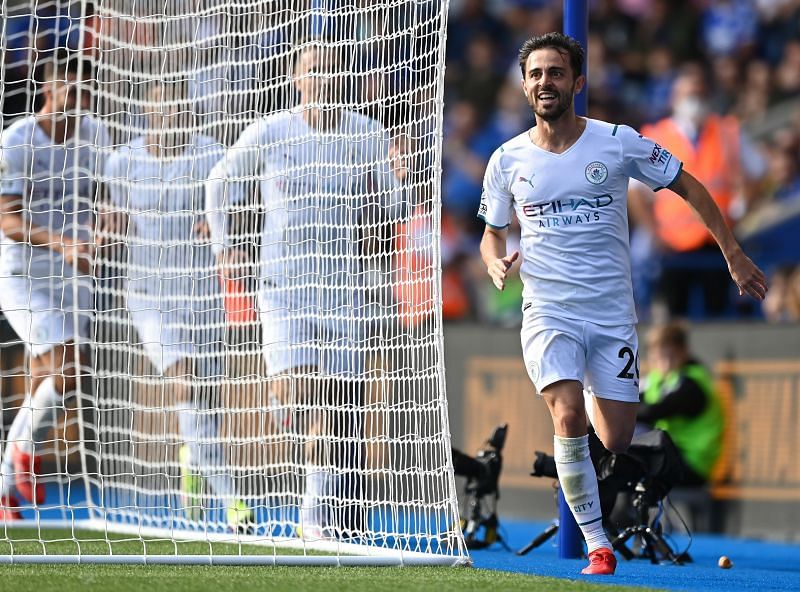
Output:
[637, 322, 724, 486]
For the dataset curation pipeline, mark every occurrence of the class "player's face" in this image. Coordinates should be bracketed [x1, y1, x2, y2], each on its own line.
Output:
[293, 48, 340, 106]
[146, 85, 182, 131]
[49, 73, 92, 118]
[521, 48, 584, 122]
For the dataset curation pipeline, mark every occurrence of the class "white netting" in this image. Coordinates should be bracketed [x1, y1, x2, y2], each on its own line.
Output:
[0, 0, 466, 564]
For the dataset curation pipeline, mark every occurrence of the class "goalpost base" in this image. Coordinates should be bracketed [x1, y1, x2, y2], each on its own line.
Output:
[0, 518, 471, 567]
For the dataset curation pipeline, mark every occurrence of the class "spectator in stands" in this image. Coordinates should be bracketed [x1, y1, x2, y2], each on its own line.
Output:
[638, 322, 725, 486]
[628, 64, 767, 318]
[763, 265, 800, 323]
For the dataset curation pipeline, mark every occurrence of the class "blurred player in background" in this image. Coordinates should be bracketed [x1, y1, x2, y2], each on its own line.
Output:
[479, 32, 767, 575]
[0, 55, 109, 517]
[104, 81, 252, 531]
[206, 41, 403, 539]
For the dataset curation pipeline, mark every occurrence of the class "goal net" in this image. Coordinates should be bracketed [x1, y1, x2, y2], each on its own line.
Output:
[0, 0, 466, 565]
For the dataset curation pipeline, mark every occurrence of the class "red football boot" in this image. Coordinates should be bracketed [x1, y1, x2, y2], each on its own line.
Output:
[581, 547, 617, 575]
[12, 445, 45, 504]
[0, 495, 23, 521]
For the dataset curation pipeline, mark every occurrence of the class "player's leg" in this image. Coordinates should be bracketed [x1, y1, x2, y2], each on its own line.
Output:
[0, 277, 55, 505]
[309, 320, 368, 538]
[130, 298, 205, 520]
[540, 379, 612, 557]
[269, 369, 337, 537]
[584, 322, 640, 454]
[181, 356, 253, 532]
[316, 375, 366, 537]
[576, 322, 643, 575]
[0, 364, 42, 507]
[522, 314, 614, 574]
[6, 341, 84, 505]
[259, 300, 334, 534]
[0, 362, 42, 516]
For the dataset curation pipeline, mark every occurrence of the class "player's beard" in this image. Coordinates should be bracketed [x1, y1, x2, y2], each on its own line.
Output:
[529, 85, 574, 122]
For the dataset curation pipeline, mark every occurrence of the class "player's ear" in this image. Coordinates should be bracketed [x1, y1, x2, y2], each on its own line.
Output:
[40, 80, 54, 104]
[574, 74, 586, 95]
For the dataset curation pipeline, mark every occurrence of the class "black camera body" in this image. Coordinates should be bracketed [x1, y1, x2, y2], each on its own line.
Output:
[464, 423, 507, 499]
[456, 423, 509, 550]
[531, 429, 684, 515]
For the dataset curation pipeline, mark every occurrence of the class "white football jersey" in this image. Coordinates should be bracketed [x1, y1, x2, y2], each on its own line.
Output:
[479, 118, 682, 325]
[104, 134, 224, 296]
[206, 108, 401, 309]
[0, 115, 110, 277]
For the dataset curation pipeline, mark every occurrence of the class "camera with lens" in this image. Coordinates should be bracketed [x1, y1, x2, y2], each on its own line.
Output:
[526, 428, 688, 562]
[454, 423, 509, 550]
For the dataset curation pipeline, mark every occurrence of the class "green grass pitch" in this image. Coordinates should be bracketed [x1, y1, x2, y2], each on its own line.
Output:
[0, 529, 664, 592]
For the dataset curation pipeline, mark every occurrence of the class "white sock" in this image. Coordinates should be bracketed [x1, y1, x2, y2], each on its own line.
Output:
[176, 402, 234, 503]
[302, 466, 335, 527]
[554, 434, 610, 553]
[25, 378, 63, 455]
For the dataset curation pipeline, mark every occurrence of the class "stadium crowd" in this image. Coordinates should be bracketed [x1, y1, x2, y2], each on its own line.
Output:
[2, 0, 799, 324]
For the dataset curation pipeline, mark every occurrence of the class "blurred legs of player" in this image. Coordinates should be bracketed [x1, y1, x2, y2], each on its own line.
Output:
[129, 299, 252, 533]
[0, 342, 84, 509]
[270, 371, 365, 540]
[166, 358, 253, 533]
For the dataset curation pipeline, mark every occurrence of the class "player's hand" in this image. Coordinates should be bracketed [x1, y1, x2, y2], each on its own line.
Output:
[727, 249, 768, 300]
[389, 142, 409, 183]
[95, 210, 127, 245]
[193, 220, 210, 242]
[487, 251, 519, 291]
[62, 238, 94, 275]
[216, 247, 249, 281]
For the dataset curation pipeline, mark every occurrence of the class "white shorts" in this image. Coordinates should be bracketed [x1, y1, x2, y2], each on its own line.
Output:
[520, 312, 640, 403]
[258, 294, 365, 378]
[0, 274, 91, 358]
[127, 291, 224, 378]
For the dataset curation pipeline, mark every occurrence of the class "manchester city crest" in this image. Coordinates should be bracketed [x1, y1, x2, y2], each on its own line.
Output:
[585, 161, 608, 184]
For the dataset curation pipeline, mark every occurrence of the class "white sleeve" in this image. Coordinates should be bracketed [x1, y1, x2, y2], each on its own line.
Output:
[205, 120, 265, 255]
[618, 125, 683, 191]
[478, 148, 513, 228]
[0, 132, 27, 197]
[103, 151, 126, 209]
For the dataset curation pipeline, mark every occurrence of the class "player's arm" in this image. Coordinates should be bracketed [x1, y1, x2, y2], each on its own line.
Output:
[668, 169, 767, 300]
[95, 182, 128, 244]
[0, 193, 91, 273]
[205, 122, 264, 279]
[97, 148, 129, 247]
[480, 225, 519, 292]
[478, 147, 517, 291]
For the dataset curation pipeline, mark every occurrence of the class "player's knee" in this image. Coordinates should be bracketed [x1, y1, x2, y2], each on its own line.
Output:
[600, 433, 632, 455]
[551, 406, 586, 436]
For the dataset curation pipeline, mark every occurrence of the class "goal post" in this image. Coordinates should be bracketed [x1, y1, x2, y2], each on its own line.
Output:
[0, 0, 467, 565]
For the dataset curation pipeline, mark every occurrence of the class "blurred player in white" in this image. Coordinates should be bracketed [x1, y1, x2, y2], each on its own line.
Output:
[479, 32, 767, 575]
[206, 41, 402, 539]
[0, 55, 109, 518]
[104, 81, 252, 532]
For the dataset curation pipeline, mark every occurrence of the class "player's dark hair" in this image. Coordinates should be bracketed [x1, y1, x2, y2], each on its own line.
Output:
[41, 49, 93, 83]
[291, 37, 345, 74]
[518, 32, 584, 79]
